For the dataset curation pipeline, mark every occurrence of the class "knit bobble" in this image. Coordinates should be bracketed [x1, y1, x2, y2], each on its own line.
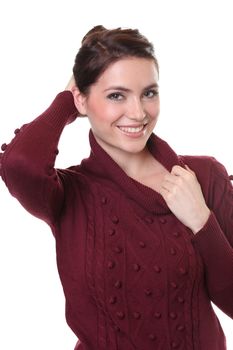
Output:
[1, 143, 7, 151]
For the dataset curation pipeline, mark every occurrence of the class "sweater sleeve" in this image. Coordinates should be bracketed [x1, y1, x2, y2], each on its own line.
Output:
[192, 158, 233, 319]
[0, 91, 78, 226]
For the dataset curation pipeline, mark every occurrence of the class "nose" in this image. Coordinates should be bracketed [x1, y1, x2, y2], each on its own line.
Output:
[127, 97, 146, 121]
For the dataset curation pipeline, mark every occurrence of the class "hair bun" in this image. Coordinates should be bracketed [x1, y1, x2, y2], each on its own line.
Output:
[82, 25, 107, 44]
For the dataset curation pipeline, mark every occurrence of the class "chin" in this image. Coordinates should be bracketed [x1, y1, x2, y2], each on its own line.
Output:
[122, 144, 147, 155]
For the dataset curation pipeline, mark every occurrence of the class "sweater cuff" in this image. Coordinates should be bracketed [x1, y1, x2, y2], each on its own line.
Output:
[192, 211, 232, 254]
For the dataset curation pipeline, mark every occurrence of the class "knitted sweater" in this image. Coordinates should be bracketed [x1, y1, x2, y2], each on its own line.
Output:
[0, 91, 233, 350]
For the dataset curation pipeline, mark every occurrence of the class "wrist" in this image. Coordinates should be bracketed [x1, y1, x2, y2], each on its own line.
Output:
[191, 207, 211, 234]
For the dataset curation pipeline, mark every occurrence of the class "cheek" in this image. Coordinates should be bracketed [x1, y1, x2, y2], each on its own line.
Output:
[86, 101, 106, 125]
[155, 105, 160, 119]
[89, 104, 122, 126]
[147, 103, 160, 121]
[145, 96, 159, 111]
[153, 99, 160, 117]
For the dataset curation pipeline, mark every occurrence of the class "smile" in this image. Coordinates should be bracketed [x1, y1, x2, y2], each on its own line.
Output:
[117, 124, 146, 134]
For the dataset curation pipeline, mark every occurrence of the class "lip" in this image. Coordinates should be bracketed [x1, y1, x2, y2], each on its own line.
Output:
[117, 123, 147, 128]
[116, 123, 148, 138]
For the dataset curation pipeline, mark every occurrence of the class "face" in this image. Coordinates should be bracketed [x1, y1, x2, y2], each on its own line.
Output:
[75, 57, 160, 160]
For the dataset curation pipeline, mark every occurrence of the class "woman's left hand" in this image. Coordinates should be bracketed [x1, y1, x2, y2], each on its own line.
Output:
[160, 165, 210, 234]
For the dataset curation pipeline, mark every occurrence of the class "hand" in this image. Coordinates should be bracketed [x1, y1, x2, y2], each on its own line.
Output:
[65, 75, 76, 91]
[160, 165, 210, 234]
[65, 75, 86, 120]
[65, 75, 86, 122]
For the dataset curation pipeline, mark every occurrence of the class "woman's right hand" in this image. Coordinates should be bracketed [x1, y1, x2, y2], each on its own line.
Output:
[65, 75, 84, 123]
[65, 75, 77, 92]
[65, 75, 87, 120]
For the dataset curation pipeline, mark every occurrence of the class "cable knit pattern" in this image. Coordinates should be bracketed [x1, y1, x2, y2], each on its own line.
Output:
[1, 91, 232, 350]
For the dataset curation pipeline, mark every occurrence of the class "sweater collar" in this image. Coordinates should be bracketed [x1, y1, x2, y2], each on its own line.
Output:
[81, 130, 184, 215]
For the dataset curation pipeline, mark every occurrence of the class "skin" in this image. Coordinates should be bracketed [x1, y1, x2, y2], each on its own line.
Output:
[68, 57, 210, 234]
[72, 58, 160, 170]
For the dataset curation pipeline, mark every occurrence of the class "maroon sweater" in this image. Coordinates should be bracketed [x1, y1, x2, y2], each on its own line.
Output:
[0, 91, 233, 350]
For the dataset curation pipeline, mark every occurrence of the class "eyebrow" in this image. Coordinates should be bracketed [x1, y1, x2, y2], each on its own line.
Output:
[103, 83, 159, 93]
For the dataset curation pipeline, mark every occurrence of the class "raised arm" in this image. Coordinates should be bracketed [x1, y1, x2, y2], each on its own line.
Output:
[0, 81, 79, 227]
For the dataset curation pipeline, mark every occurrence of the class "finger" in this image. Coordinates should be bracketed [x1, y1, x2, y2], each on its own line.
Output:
[159, 183, 178, 204]
[163, 172, 183, 187]
[161, 176, 183, 196]
[171, 165, 187, 176]
[161, 179, 174, 192]
[185, 164, 196, 176]
[159, 186, 169, 199]
[79, 113, 88, 118]
[171, 165, 196, 181]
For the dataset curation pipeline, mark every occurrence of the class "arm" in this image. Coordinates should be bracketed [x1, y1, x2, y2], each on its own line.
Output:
[191, 159, 233, 319]
[0, 87, 78, 227]
[160, 158, 233, 318]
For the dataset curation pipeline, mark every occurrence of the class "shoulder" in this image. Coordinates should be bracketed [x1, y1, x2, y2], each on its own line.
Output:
[180, 154, 214, 169]
[181, 154, 232, 206]
[179, 155, 214, 189]
[180, 155, 229, 180]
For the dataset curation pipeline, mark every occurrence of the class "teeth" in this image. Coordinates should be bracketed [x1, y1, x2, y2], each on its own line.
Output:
[118, 125, 144, 133]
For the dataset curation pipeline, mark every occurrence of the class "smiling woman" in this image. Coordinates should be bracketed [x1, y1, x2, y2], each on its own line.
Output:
[72, 57, 160, 164]
[0, 25, 233, 350]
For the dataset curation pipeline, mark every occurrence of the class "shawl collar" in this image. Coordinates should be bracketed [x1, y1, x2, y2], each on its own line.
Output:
[81, 130, 185, 215]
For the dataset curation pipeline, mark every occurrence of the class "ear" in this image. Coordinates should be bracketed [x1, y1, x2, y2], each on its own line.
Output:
[71, 86, 88, 116]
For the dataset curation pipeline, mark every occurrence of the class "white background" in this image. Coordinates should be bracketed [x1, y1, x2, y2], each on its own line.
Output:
[0, 0, 232, 348]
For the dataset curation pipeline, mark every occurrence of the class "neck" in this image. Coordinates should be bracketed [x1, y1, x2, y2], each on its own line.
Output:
[94, 136, 152, 179]
[116, 148, 152, 178]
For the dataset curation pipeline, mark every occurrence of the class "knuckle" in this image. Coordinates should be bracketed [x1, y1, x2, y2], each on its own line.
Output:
[177, 177, 183, 185]
[183, 172, 190, 181]
[169, 186, 177, 198]
[172, 165, 179, 172]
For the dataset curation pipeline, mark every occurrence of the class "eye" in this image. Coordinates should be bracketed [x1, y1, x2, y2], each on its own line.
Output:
[107, 92, 124, 101]
[143, 89, 159, 98]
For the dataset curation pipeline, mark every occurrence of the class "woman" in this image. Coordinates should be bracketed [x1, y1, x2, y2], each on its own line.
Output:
[0, 25, 232, 350]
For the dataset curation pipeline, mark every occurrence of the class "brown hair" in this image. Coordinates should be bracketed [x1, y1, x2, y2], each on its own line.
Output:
[73, 25, 159, 95]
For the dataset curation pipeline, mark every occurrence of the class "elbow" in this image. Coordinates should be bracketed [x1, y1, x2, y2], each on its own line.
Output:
[1, 149, 42, 195]
[211, 283, 233, 319]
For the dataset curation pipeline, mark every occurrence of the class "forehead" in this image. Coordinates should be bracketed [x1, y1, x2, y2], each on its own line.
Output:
[97, 57, 159, 87]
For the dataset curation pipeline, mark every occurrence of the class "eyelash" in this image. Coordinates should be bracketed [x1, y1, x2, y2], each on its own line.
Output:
[107, 92, 124, 100]
[107, 89, 159, 101]
[144, 89, 159, 98]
